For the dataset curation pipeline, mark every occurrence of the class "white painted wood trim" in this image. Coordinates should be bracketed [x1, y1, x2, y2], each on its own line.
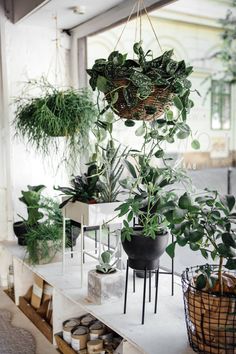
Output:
[0, 8, 14, 240]
[71, 0, 176, 39]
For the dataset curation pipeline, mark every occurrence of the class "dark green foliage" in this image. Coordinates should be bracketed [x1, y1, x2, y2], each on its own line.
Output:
[87, 42, 194, 122]
[56, 140, 127, 204]
[117, 152, 189, 241]
[18, 185, 45, 226]
[167, 190, 236, 291]
[55, 164, 100, 207]
[14, 79, 97, 163]
[25, 222, 62, 265]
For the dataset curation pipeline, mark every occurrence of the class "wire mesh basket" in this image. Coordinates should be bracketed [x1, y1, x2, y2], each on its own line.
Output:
[182, 265, 236, 354]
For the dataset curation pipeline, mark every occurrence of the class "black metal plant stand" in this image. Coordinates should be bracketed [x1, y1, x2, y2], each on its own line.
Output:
[124, 259, 160, 325]
[123, 232, 175, 325]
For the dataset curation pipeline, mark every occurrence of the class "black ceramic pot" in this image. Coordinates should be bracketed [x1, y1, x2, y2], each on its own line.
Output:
[66, 220, 80, 247]
[122, 226, 169, 270]
[13, 221, 28, 246]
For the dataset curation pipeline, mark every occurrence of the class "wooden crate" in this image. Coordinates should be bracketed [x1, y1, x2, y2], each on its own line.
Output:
[55, 333, 78, 354]
[19, 296, 53, 343]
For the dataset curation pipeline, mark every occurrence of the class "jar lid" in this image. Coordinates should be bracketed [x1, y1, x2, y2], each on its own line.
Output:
[72, 326, 88, 336]
[90, 321, 104, 331]
[63, 318, 80, 329]
[81, 314, 96, 326]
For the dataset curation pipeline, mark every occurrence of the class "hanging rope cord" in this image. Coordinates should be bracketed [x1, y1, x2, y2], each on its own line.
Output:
[46, 15, 67, 88]
[114, 0, 162, 53]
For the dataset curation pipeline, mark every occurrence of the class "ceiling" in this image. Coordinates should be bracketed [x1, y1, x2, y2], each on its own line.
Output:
[21, 0, 125, 29]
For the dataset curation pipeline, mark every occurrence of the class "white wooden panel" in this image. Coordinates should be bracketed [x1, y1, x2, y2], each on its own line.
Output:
[13, 257, 34, 305]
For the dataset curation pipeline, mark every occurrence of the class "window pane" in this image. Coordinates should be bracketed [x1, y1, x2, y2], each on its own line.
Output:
[211, 80, 231, 130]
[222, 95, 231, 129]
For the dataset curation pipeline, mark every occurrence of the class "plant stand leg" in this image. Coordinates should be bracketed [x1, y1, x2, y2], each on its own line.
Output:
[95, 230, 97, 254]
[98, 225, 102, 259]
[62, 213, 66, 274]
[171, 234, 174, 296]
[70, 223, 73, 259]
[80, 219, 84, 288]
[149, 271, 152, 302]
[108, 227, 110, 250]
[142, 268, 147, 325]
[124, 260, 129, 314]
[133, 270, 136, 293]
[154, 267, 159, 314]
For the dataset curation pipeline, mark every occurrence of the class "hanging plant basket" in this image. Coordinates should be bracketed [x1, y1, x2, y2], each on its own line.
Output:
[87, 42, 193, 122]
[14, 78, 98, 160]
[182, 266, 236, 354]
[105, 78, 173, 121]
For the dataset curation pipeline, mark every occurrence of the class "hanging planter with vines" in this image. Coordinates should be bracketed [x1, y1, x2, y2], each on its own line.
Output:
[87, 0, 195, 123]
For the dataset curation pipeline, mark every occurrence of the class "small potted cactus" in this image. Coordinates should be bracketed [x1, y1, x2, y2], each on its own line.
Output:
[87, 251, 124, 304]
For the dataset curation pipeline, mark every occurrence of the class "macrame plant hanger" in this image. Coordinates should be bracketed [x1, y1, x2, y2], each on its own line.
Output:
[46, 14, 67, 89]
[114, 0, 163, 54]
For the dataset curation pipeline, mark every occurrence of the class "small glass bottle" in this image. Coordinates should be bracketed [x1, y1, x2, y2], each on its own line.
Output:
[8, 265, 14, 296]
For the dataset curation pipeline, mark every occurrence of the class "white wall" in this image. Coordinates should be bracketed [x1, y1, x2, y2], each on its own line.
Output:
[0, 15, 71, 239]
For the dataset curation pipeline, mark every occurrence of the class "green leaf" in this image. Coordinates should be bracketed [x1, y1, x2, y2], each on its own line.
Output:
[101, 251, 111, 264]
[135, 125, 145, 136]
[179, 192, 192, 210]
[124, 120, 135, 127]
[165, 110, 174, 121]
[191, 139, 200, 150]
[173, 96, 183, 111]
[172, 208, 187, 222]
[166, 242, 176, 258]
[225, 258, 236, 270]
[96, 76, 108, 93]
[123, 159, 137, 178]
[222, 232, 236, 248]
[226, 195, 235, 212]
[190, 243, 200, 251]
[195, 274, 207, 290]
[154, 149, 164, 158]
[200, 249, 209, 259]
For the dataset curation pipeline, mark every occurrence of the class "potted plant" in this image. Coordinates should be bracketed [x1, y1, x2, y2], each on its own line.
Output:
[56, 140, 127, 226]
[166, 190, 236, 354]
[25, 221, 62, 265]
[13, 185, 45, 245]
[116, 152, 188, 270]
[14, 78, 98, 165]
[87, 41, 194, 123]
[88, 250, 124, 304]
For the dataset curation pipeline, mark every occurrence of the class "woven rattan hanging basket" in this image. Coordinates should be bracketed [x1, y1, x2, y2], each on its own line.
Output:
[106, 79, 173, 121]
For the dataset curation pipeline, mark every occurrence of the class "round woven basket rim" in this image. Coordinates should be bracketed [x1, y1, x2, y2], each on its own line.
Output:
[182, 265, 236, 298]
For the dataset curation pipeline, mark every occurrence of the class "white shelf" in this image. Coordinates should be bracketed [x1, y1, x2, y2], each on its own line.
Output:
[0, 240, 194, 354]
